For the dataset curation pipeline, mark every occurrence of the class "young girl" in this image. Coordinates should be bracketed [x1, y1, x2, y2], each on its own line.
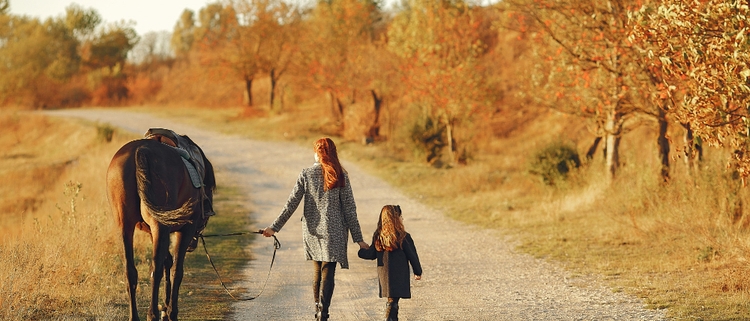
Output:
[358, 205, 422, 321]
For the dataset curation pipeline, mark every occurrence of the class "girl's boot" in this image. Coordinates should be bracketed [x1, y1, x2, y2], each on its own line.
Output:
[385, 300, 399, 321]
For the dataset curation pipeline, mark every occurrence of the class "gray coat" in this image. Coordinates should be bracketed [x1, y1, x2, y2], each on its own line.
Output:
[271, 163, 364, 269]
[358, 233, 422, 298]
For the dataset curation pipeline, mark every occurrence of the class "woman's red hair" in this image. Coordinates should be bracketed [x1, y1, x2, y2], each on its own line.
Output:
[315, 138, 345, 191]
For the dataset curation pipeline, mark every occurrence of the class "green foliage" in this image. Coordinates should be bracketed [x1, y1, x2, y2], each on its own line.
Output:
[171, 9, 196, 57]
[0, 0, 8, 15]
[528, 142, 581, 185]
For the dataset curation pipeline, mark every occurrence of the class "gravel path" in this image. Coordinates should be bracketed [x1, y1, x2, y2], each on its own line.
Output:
[46, 109, 668, 321]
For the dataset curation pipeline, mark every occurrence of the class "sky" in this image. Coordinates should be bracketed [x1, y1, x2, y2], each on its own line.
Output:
[8, 0, 216, 36]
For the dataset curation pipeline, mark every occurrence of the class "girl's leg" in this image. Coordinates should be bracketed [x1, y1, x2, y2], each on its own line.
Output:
[318, 262, 337, 320]
[386, 297, 400, 321]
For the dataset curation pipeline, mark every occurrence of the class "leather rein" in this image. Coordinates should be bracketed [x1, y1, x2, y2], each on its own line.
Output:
[199, 230, 281, 301]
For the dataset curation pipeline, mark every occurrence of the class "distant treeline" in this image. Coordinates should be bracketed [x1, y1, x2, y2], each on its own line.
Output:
[1, 0, 748, 180]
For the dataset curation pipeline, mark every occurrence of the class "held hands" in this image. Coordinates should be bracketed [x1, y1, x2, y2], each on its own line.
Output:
[262, 227, 276, 237]
[358, 241, 370, 250]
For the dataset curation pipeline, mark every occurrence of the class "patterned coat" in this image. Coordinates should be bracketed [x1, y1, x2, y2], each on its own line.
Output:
[271, 163, 364, 269]
[358, 233, 422, 298]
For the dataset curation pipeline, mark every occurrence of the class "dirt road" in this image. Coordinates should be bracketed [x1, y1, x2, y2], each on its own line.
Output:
[46, 109, 667, 321]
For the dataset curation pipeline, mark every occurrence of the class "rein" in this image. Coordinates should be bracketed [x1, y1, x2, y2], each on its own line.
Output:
[199, 230, 281, 301]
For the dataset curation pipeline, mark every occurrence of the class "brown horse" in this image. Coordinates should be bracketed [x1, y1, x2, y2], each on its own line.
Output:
[107, 136, 215, 321]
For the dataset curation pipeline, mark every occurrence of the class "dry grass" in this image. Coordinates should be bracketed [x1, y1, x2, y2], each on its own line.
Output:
[0, 111, 253, 320]
[0, 111, 132, 319]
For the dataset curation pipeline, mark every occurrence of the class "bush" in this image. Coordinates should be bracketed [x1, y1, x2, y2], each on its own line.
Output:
[528, 142, 581, 185]
[409, 115, 447, 164]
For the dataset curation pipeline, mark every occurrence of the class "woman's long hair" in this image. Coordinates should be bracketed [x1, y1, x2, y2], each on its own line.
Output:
[315, 137, 345, 191]
[374, 205, 406, 252]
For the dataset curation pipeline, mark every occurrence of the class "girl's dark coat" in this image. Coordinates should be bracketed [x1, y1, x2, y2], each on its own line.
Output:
[358, 233, 422, 298]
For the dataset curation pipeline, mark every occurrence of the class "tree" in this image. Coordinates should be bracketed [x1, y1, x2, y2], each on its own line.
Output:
[232, 0, 302, 110]
[0, 0, 8, 15]
[171, 9, 196, 58]
[303, 0, 384, 129]
[508, 0, 670, 180]
[129, 31, 173, 66]
[0, 5, 103, 106]
[388, 0, 492, 164]
[631, 0, 750, 180]
[83, 22, 138, 70]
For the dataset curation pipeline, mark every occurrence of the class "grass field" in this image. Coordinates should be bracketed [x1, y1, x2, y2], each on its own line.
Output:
[0, 110, 254, 320]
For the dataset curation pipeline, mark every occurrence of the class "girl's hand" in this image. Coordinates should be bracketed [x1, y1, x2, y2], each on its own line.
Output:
[414, 275, 421, 280]
[358, 241, 370, 250]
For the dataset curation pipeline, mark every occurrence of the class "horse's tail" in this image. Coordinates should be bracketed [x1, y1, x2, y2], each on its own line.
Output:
[135, 145, 195, 227]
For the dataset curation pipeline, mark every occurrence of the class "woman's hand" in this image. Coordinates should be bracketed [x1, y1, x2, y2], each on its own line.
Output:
[262, 227, 276, 237]
[414, 275, 421, 280]
[358, 241, 369, 250]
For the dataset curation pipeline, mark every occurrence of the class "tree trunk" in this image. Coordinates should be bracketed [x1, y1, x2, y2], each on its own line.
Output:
[604, 110, 622, 180]
[335, 97, 345, 121]
[586, 137, 603, 160]
[269, 68, 277, 111]
[445, 115, 456, 166]
[657, 107, 670, 182]
[682, 122, 703, 177]
[366, 90, 383, 143]
[244, 76, 254, 107]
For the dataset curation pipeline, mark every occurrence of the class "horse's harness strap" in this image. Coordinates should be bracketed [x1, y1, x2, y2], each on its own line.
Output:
[199, 231, 281, 301]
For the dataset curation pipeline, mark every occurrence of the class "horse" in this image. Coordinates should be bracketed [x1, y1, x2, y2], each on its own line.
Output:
[106, 134, 215, 321]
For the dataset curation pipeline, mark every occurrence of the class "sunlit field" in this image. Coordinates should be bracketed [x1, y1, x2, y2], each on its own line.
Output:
[0, 111, 253, 320]
[3, 0, 750, 319]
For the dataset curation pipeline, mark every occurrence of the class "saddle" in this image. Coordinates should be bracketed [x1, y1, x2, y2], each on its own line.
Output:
[144, 128, 214, 217]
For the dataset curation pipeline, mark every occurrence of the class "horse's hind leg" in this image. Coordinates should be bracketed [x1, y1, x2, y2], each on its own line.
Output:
[167, 229, 194, 321]
[122, 224, 140, 321]
[148, 227, 170, 321]
[162, 252, 173, 321]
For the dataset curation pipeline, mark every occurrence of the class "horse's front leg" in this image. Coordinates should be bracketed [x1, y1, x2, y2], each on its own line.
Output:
[167, 229, 194, 321]
[148, 228, 170, 321]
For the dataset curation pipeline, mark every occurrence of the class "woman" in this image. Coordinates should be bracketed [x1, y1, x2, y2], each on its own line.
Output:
[263, 137, 369, 321]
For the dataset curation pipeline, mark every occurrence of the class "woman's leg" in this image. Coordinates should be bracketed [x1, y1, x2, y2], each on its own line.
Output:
[312, 261, 322, 306]
[318, 261, 337, 320]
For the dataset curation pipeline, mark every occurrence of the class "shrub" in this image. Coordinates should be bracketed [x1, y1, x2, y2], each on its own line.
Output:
[409, 115, 447, 164]
[528, 142, 581, 185]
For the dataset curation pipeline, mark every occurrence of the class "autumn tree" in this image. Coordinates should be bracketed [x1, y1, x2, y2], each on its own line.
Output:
[631, 0, 750, 180]
[303, 0, 386, 134]
[388, 0, 493, 164]
[232, 0, 301, 110]
[171, 9, 196, 59]
[0, 4, 104, 106]
[507, 0, 672, 180]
